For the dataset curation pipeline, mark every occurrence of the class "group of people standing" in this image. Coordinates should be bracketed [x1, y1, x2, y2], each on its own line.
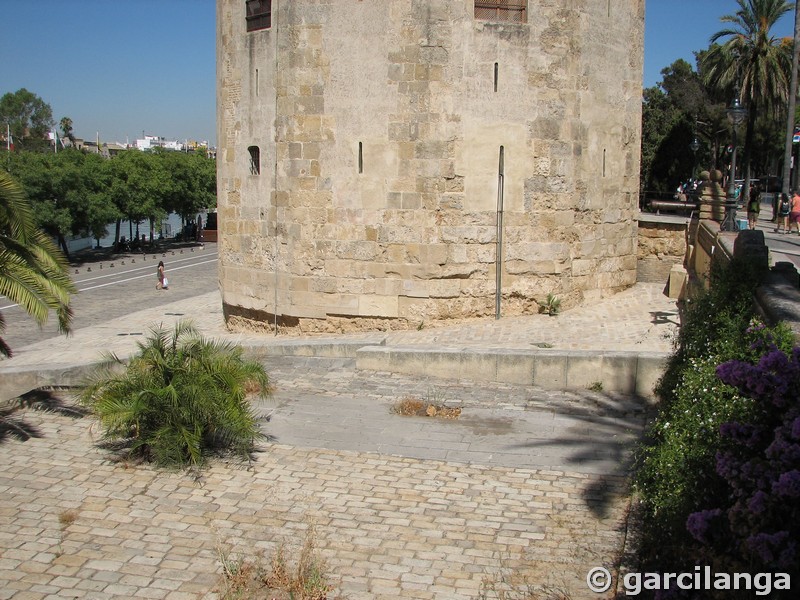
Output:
[744, 185, 800, 233]
[770, 189, 800, 234]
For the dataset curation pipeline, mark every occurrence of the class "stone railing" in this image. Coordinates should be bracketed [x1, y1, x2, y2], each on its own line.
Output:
[682, 218, 800, 342]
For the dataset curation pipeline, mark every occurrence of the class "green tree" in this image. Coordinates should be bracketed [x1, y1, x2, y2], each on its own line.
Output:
[0, 171, 76, 357]
[701, 0, 794, 198]
[158, 149, 216, 233]
[0, 88, 54, 152]
[81, 153, 120, 246]
[107, 150, 166, 246]
[8, 149, 86, 258]
[78, 321, 270, 469]
[640, 59, 720, 194]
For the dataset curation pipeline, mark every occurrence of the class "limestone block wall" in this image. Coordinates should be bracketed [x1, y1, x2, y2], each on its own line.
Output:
[217, 0, 645, 332]
[637, 215, 688, 284]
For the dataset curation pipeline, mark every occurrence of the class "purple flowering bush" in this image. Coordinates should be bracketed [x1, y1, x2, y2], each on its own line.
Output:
[633, 259, 795, 589]
[685, 345, 800, 578]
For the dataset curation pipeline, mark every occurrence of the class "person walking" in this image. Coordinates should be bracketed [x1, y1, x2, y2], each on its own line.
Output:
[775, 193, 791, 234]
[791, 190, 800, 234]
[747, 184, 761, 230]
[156, 260, 168, 290]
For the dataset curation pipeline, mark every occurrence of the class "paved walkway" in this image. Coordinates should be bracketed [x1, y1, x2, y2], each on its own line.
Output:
[0, 283, 678, 599]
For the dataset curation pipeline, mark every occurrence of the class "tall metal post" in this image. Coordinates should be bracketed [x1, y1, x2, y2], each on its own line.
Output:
[495, 147, 505, 320]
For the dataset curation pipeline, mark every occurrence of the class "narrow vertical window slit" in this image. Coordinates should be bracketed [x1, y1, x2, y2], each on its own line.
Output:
[358, 142, 363, 174]
[494, 63, 499, 92]
[248, 146, 261, 175]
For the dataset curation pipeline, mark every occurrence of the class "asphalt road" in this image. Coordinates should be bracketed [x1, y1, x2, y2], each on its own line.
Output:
[1, 242, 219, 354]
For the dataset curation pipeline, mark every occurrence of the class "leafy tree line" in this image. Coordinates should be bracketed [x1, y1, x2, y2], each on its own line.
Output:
[641, 0, 796, 201]
[5, 148, 215, 258]
[2, 88, 215, 258]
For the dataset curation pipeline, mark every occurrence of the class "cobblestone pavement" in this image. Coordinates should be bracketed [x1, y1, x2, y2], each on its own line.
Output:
[0, 283, 675, 599]
[0, 401, 632, 600]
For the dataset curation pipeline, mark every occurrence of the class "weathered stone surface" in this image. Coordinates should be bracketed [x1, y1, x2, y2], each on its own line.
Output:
[217, 0, 644, 329]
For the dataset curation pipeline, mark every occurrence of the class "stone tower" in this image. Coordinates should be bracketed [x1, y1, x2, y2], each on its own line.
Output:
[217, 0, 644, 332]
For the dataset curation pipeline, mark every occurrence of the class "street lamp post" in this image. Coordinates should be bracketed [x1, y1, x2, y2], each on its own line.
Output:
[689, 135, 701, 182]
[722, 94, 748, 231]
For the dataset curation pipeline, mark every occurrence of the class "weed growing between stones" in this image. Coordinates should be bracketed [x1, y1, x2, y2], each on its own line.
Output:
[478, 560, 572, 600]
[538, 294, 562, 316]
[56, 509, 78, 557]
[216, 524, 336, 600]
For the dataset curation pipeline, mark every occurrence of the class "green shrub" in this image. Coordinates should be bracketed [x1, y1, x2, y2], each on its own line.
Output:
[78, 320, 270, 468]
[633, 258, 794, 567]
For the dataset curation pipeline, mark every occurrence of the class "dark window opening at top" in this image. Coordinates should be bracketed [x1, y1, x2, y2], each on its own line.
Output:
[474, 1, 527, 24]
[246, 0, 272, 32]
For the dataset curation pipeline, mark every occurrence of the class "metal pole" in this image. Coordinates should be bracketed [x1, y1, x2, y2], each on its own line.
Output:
[495, 147, 504, 320]
[723, 129, 739, 231]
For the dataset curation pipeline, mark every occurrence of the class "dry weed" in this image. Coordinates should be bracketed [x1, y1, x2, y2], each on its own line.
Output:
[392, 395, 461, 419]
[216, 524, 335, 600]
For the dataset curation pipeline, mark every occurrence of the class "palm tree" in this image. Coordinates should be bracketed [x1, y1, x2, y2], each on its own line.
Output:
[78, 320, 270, 468]
[0, 171, 75, 357]
[782, 5, 800, 194]
[700, 0, 794, 201]
[59, 116, 75, 145]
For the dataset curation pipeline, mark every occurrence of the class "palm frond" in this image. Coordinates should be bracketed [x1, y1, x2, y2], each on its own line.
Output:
[0, 171, 76, 350]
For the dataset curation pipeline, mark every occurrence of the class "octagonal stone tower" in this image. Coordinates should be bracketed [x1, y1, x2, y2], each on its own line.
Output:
[217, 0, 644, 332]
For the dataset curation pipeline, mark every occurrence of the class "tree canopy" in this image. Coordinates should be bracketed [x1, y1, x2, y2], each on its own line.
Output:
[7, 148, 217, 257]
[641, 1, 797, 198]
[0, 88, 55, 152]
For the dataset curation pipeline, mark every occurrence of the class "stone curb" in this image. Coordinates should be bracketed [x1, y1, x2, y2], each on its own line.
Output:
[0, 340, 668, 404]
[355, 345, 668, 400]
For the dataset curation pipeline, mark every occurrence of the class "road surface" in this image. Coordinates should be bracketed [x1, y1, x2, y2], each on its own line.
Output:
[0, 243, 219, 354]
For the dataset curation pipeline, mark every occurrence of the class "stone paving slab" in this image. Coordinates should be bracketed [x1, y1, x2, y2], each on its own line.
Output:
[0, 402, 630, 600]
[259, 356, 648, 476]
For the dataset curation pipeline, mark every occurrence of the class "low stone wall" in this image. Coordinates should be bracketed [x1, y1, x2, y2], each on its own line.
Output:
[637, 213, 688, 285]
[687, 218, 800, 343]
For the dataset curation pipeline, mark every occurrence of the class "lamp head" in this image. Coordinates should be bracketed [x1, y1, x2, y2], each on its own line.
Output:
[727, 96, 748, 126]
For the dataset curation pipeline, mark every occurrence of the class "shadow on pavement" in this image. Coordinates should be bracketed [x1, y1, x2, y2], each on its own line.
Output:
[0, 387, 88, 444]
[508, 390, 653, 519]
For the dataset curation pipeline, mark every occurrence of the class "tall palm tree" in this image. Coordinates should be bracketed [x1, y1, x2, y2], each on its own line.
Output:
[782, 5, 800, 194]
[0, 171, 76, 357]
[700, 0, 794, 202]
[59, 116, 75, 146]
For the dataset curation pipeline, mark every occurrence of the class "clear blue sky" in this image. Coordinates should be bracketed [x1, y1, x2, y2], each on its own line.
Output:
[645, 0, 795, 88]
[1, 0, 216, 146]
[1, 0, 796, 147]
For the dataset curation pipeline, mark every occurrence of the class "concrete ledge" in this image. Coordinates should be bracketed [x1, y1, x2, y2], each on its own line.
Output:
[0, 363, 99, 406]
[241, 336, 386, 359]
[355, 346, 668, 400]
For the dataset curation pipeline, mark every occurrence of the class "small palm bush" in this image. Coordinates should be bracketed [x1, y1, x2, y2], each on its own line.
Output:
[78, 320, 270, 468]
